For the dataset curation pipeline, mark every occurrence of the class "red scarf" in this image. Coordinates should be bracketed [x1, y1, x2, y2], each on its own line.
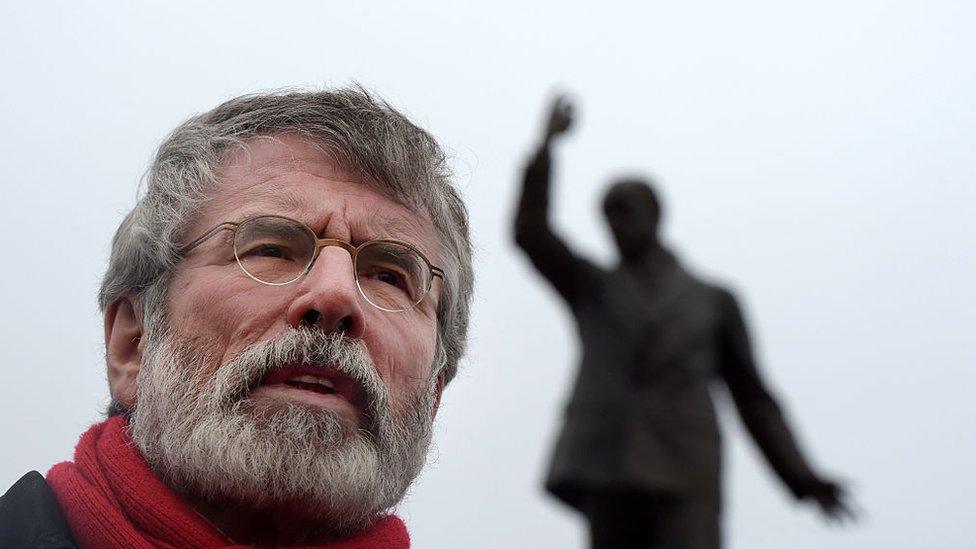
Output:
[46, 416, 410, 548]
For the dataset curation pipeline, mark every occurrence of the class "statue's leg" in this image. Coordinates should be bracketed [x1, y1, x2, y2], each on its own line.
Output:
[580, 489, 669, 549]
[656, 496, 721, 549]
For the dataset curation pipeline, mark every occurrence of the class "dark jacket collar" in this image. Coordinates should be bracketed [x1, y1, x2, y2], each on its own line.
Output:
[0, 471, 76, 548]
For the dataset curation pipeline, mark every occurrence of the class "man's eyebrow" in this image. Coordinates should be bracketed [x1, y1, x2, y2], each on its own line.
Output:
[362, 210, 438, 259]
[370, 213, 426, 239]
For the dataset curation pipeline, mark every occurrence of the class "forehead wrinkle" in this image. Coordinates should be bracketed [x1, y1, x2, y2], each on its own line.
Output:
[211, 159, 357, 223]
[229, 188, 313, 223]
[220, 133, 339, 177]
[215, 135, 357, 200]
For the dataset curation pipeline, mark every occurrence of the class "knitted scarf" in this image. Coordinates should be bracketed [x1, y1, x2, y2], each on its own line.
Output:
[46, 416, 409, 548]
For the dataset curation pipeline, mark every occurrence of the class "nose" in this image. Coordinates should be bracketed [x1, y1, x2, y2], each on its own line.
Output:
[285, 246, 366, 338]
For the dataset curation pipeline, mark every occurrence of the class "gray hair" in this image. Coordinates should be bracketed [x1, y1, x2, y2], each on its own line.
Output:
[99, 87, 473, 384]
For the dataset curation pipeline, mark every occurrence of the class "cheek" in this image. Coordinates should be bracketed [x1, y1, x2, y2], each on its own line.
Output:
[167, 270, 287, 362]
[369, 316, 438, 400]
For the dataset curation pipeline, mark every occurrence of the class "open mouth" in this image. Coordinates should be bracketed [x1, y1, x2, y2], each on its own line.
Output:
[281, 374, 339, 395]
[253, 363, 366, 418]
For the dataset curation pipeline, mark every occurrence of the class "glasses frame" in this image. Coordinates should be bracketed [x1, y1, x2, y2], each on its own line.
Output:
[177, 214, 444, 313]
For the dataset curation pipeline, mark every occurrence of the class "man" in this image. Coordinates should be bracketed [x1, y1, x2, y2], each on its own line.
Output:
[0, 88, 473, 547]
[514, 97, 852, 549]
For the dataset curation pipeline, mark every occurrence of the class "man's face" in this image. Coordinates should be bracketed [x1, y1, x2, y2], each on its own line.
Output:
[171, 134, 442, 419]
[128, 134, 444, 532]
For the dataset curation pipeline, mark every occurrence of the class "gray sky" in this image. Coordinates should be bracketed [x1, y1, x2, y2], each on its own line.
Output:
[1, 1, 973, 547]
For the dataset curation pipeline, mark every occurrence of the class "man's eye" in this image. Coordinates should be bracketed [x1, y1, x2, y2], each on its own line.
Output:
[373, 270, 404, 287]
[244, 244, 289, 259]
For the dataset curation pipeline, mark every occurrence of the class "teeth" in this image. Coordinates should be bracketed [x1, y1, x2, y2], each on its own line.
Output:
[290, 374, 335, 390]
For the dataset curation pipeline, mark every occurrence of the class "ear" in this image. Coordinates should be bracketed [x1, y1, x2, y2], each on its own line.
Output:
[431, 372, 446, 419]
[104, 296, 145, 410]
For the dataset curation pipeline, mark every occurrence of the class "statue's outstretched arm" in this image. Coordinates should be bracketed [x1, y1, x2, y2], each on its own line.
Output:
[717, 290, 856, 521]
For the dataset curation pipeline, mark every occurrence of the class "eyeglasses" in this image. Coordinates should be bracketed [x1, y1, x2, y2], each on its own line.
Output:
[177, 214, 444, 312]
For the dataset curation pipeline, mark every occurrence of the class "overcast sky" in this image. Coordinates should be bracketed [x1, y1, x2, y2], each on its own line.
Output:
[1, 2, 973, 548]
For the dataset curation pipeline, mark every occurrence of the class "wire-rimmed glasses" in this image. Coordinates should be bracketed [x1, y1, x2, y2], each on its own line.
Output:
[178, 215, 443, 312]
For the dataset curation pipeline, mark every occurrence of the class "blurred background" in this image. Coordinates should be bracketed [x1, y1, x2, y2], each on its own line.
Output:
[1, 1, 973, 547]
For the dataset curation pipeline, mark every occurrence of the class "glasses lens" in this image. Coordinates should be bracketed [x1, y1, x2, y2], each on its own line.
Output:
[234, 216, 316, 284]
[356, 241, 430, 311]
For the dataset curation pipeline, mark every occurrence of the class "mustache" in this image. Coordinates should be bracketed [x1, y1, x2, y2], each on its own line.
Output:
[210, 327, 387, 427]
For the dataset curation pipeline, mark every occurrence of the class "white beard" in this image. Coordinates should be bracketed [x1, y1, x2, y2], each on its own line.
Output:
[128, 326, 437, 534]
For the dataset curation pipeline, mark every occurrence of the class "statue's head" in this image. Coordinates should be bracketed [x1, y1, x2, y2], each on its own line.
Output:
[602, 178, 661, 262]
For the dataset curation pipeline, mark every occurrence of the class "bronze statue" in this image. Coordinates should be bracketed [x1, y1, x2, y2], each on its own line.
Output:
[514, 97, 854, 549]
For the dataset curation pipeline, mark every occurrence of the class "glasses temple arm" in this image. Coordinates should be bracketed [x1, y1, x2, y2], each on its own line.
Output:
[177, 223, 237, 256]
